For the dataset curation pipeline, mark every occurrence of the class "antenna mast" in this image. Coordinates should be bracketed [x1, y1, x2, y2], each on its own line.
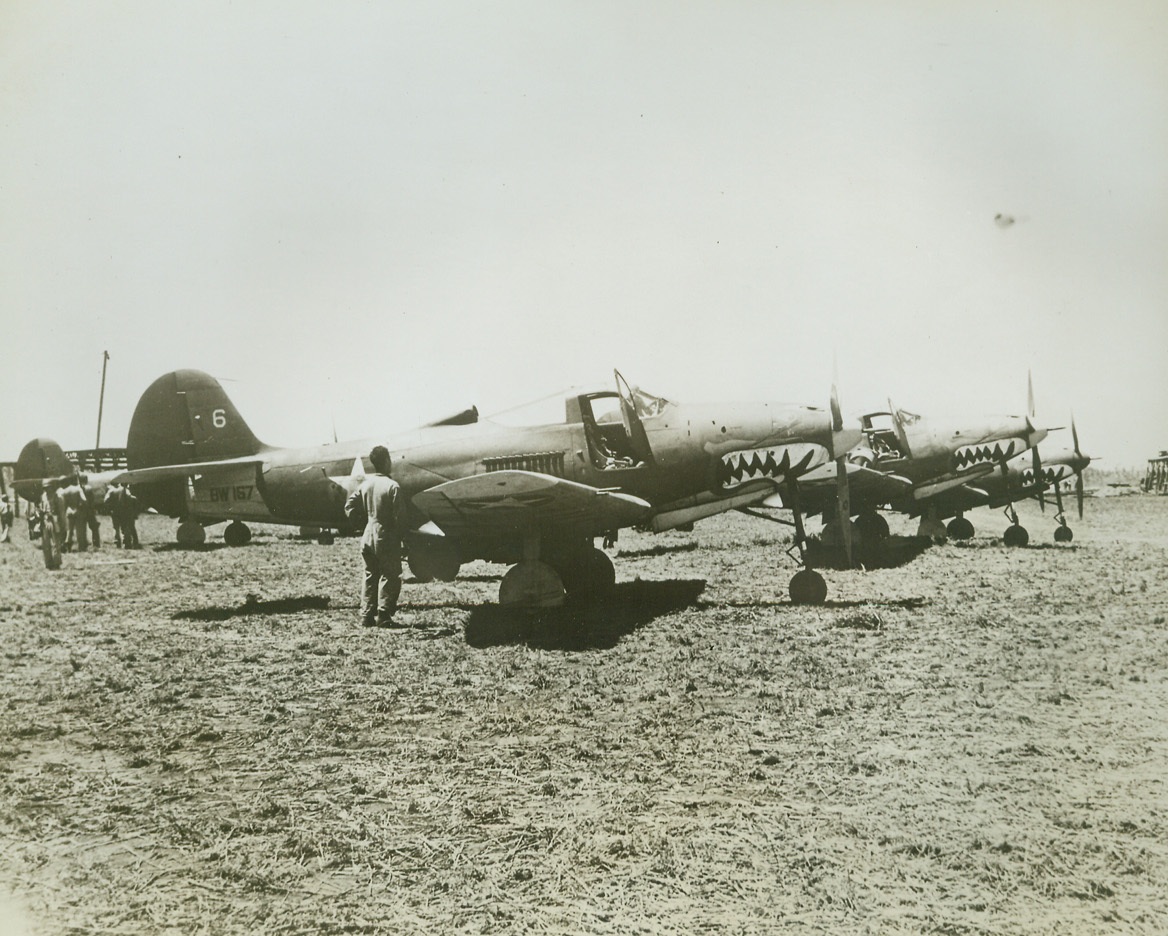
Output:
[96, 350, 110, 448]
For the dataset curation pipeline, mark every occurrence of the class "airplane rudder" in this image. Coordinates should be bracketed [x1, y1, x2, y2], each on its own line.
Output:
[14, 438, 74, 482]
[127, 369, 263, 468]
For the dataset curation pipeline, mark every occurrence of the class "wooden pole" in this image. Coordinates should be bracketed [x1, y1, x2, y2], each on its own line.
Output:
[96, 350, 110, 449]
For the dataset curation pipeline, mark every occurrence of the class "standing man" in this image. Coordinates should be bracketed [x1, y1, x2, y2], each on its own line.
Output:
[344, 445, 406, 628]
[0, 494, 13, 543]
[106, 484, 140, 549]
[58, 476, 88, 552]
[82, 481, 102, 548]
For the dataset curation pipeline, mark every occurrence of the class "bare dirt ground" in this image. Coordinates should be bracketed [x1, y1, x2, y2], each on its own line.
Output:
[1, 495, 1166, 935]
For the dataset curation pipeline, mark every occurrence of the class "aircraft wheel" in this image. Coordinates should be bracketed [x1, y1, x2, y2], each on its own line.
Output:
[1002, 524, 1029, 547]
[176, 520, 206, 548]
[821, 519, 861, 551]
[408, 541, 461, 582]
[789, 569, 827, 605]
[499, 560, 565, 609]
[224, 521, 251, 547]
[1054, 525, 1074, 543]
[947, 517, 975, 540]
[855, 511, 890, 542]
[559, 547, 616, 602]
[40, 510, 62, 571]
[316, 531, 335, 545]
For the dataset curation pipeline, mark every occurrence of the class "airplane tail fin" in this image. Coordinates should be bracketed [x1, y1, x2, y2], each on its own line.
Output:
[12, 438, 76, 500]
[127, 370, 267, 469]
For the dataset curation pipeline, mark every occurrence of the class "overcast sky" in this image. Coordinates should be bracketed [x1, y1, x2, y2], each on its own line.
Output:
[2, 2, 1165, 468]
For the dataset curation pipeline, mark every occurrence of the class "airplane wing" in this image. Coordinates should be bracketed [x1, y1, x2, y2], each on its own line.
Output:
[412, 470, 651, 538]
[911, 465, 995, 501]
[766, 462, 912, 509]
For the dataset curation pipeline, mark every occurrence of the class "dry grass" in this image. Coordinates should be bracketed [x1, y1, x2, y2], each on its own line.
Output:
[1, 497, 1166, 934]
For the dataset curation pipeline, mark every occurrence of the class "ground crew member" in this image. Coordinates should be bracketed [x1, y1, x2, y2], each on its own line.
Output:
[58, 477, 88, 552]
[344, 445, 406, 627]
[0, 494, 13, 543]
[82, 482, 102, 548]
[106, 484, 141, 548]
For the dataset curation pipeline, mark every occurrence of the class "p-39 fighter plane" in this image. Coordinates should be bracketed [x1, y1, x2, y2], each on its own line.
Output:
[39, 368, 860, 607]
[916, 420, 1091, 545]
[769, 381, 1051, 553]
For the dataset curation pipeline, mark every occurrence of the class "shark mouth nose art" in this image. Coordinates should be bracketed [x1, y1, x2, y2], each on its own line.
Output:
[718, 443, 827, 489]
[951, 438, 1024, 471]
[1022, 465, 1069, 486]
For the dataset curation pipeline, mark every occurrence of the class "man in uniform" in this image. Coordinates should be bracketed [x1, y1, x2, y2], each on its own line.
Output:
[0, 494, 13, 543]
[344, 445, 406, 627]
[106, 484, 140, 548]
[58, 477, 88, 552]
[82, 482, 102, 548]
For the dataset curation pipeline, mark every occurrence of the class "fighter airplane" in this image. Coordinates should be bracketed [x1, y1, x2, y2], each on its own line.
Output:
[920, 420, 1091, 545]
[759, 389, 1051, 558]
[29, 368, 860, 606]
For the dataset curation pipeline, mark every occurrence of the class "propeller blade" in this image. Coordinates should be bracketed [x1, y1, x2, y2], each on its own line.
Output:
[830, 379, 843, 433]
[1071, 412, 1080, 458]
[1032, 446, 1045, 512]
[836, 457, 853, 568]
[1027, 369, 1035, 419]
[1076, 471, 1084, 520]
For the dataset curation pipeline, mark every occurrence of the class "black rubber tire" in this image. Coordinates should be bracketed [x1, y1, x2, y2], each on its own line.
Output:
[1053, 525, 1073, 543]
[224, 521, 251, 547]
[1003, 524, 1029, 547]
[947, 517, 975, 540]
[789, 569, 828, 605]
[855, 511, 890, 541]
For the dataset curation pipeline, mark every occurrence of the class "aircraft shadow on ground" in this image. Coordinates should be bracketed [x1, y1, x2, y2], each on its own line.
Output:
[173, 594, 331, 622]
[710, 596, 930, 611]
[954, 539, 1081, 552]
[463, 578, 708, 651]
[805, 535, 933, 571]
[615, 542, 699, 560]
[154, 542, 244, 553]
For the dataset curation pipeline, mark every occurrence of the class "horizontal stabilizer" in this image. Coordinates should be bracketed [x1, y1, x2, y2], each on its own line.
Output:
[113, 455, 266, 486]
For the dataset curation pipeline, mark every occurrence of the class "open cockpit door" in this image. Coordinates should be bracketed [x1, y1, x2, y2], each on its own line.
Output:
[613, 370, 657, 467]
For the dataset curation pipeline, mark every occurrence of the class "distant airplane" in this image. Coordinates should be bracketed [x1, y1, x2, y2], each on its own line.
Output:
[19, 369, 861, 606]
[920, 419, 1091, 545]
[763, 389, 1051, 554]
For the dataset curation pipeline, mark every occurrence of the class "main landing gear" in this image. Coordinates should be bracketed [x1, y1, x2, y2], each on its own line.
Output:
[1002, 505, 1029, 547]
[176, 520, 206, 547]
[916, 505, 947, 543]
[223, 520, 252, 546]
[497, 533, 617, 609]
[407, 538, 461, 583]
[946, 514, 975, 540]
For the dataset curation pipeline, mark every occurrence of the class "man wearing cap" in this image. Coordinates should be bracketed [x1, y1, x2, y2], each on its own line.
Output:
[344, 445, 407, 627]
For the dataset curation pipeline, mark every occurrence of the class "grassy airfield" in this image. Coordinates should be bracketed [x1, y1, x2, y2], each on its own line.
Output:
[1, 495, 1166, 935]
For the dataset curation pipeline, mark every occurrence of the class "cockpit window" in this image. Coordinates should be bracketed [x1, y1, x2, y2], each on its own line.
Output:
[630, 386, 669, 418]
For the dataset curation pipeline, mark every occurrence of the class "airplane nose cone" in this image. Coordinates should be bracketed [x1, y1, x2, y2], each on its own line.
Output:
[831, 428, 864, 458]
[1029, 427, 1050, 448]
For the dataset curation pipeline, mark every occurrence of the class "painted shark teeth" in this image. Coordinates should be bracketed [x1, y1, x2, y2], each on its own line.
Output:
[1022, 465, 1069, 486]
[718, 443, 825, 489]
[951, 439, 1022, 471]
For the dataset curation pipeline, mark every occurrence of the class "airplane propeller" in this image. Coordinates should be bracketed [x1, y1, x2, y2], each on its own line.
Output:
[829, 371, 854, 569]
[1032, 445, 1045, 512]
[1071, 413, 1085, 520]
